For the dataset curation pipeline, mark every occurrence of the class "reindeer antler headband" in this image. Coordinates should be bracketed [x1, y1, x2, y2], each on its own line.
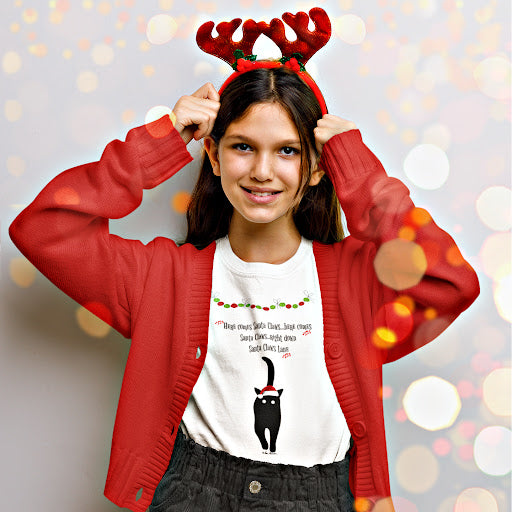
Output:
[196, 7, 331, 114]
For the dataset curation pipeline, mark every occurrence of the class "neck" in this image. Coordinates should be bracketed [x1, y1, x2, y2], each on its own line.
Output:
[228, 217, 302, 264]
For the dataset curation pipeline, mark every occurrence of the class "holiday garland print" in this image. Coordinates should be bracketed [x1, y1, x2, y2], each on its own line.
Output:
[212, 292, 312, 311]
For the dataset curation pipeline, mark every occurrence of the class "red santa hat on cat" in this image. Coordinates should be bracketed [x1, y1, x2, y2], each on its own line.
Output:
[258, 385, 280, 398]
[196, 7, 331, 114]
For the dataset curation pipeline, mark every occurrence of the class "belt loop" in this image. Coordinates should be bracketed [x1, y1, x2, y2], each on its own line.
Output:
[307, 476, 318, 511]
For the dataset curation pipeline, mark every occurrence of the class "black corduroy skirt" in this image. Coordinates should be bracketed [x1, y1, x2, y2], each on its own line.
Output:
[148, 430, 354, 512]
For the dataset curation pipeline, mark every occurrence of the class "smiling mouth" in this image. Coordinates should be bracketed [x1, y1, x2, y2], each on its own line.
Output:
[242, 187, 280, 197]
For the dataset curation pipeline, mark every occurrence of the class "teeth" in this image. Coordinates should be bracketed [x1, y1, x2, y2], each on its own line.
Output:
[252, 191, 273, 197]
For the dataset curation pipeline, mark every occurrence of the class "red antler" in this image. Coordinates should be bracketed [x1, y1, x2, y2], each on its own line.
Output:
[196, 18, 262, 66]
[258, 7, 331, 64]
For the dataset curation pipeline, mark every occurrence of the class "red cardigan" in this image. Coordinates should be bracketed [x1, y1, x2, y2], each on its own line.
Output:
[9, 115, 479, 512]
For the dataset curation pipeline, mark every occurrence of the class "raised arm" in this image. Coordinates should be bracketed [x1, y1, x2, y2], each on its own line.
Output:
[316, 116, 479, 362]
[9, 116, 193, 337]
[10, 84, 220, 338]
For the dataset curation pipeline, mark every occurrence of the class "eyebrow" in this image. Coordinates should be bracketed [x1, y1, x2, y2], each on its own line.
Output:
[223, 134, 301, 146]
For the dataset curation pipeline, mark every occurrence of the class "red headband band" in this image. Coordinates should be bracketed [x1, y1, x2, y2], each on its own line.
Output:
[196, 8, 331, 115]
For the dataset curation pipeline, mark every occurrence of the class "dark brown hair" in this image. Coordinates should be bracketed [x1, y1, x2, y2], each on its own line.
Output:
[184, 66, 344, 249]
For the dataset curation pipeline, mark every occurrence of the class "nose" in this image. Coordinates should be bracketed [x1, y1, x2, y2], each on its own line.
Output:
[250, 152, 273, 182]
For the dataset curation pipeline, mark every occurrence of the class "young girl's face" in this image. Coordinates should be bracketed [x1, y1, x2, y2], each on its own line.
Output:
[205, 102, 323, 233]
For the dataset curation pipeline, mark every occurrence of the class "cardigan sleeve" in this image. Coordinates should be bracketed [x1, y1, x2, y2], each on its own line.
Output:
[9, 115, 193, 339]
[320, 130, 479, 363]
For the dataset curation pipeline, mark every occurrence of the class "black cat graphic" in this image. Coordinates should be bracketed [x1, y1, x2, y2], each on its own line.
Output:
[254, 356, 283, 453]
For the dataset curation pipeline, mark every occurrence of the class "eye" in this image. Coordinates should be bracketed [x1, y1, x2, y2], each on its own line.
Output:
[271, 400, 276, 405]
[233, 143, 252, 152]
[262, 399, 267, 404]
[280, 146, 300, 156]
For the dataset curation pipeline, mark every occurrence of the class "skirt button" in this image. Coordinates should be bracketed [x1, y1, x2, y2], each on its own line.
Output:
[249, 480, 262, 494]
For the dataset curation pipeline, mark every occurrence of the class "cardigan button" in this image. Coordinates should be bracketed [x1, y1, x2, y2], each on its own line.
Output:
[352, 421, 367, 439]
[327, 342, 341, 359]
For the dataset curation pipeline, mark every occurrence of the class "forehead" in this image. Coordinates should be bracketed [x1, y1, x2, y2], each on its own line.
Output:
[224, 102, 299, 141]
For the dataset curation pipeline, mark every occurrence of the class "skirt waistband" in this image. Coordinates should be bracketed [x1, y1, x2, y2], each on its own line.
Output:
[170, 430, 351, 503]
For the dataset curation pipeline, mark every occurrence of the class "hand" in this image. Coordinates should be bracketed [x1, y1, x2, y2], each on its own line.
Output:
[314, 115, 357, 154]
[172, 83, 220, 145]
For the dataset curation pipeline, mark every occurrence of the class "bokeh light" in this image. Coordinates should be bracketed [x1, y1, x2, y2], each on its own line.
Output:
[494, 273, 512, 323]
[172, 191, 191, 214]
[54, 186, 80, 206]
[9, 257, 37, 288]
[372, 301, 414, 349]
[479, 232, 510, 281]
[76, 70, 99, 93]
[474, 56, 511, 100]
[433, 437, 452, 457]
[454, 488, 499, 512]
[403, 376, 461, 431]
[374, 239, 427, 290]
[5, 99, 23, 122]
[91, 43, 115, 66]
[396, 444, 439, 493]
[417, 0, 438, 17]
[146, 14, 178, 45]
[194, 61, 214, 77]
[97, 2, 112, 16]
[403, 144, 450, 190]
[483, 368, 511, 417]
[3, 51, 22, 74]
[473, 426, 512, 476]
[159, 0, 174, 10]
[75, 306, 111, 338]
[334, 15, 366, 45]
[28, 43, 49, 58]
[422, 123, 451, 151]
[22, 8, 38, 24]
[476, 186, 511, 231]
[7, 155, 26, 177]
[145, 105, 174, 126]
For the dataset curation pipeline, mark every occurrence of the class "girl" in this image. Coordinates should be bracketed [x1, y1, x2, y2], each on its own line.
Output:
[9, 9, 479, 512]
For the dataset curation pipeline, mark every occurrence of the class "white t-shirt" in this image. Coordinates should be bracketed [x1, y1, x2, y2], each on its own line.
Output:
[181, 236, 351, 466]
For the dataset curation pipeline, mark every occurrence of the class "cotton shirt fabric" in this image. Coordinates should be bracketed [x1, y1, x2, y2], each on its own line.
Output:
[182, 236, 351, 465]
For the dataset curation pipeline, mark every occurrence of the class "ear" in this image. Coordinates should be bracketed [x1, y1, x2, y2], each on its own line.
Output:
[308, 163, 325, 187]
[204, 136, 220, 176]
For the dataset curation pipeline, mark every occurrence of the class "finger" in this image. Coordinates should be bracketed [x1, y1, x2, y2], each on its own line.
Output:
[176, 95, 219, 114]
[192, 82, 220, 102]
[194, 113, 216, 140]
[205, 82, 220, 102]
[174, 101, 218, 130]
[183, 97, 220, 123]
